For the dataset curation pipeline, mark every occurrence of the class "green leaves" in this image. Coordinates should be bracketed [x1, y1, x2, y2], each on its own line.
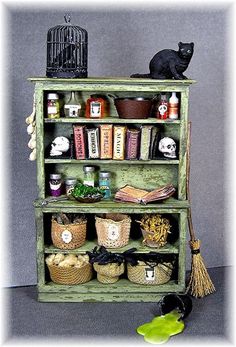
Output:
[137, 310, 185, 344]
[71, 183, 104, 199]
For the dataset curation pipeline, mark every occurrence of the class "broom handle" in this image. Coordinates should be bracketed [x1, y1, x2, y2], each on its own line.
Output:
[186, 121, 197, 242]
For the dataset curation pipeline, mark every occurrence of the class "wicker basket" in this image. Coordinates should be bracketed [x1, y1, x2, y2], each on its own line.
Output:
[127, 261, 173, 285]
[47, 262, 92, 285]
[93, 262, 125, 283]
[51, 219, 87, 250]
[95, 213, 131, 248]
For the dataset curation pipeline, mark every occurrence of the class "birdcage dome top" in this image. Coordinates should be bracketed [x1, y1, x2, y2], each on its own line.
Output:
[46, 14, 88, 78]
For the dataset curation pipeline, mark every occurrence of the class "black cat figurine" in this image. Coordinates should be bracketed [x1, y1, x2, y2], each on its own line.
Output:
[131, 42, 194, 80]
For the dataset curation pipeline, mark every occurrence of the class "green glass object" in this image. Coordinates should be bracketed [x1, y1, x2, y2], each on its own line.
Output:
[137, 310, 185, 344]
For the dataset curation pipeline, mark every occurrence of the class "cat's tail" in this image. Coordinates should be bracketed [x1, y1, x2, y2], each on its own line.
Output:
[130, 73, 151, 78]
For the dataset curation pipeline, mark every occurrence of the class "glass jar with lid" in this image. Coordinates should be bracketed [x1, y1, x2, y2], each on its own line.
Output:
[65, 177, 77, 196]
[99, 171, 111, 199]
[49, 173, 62, 196]
[83, 166, 95, 187]
[47, 93, 60, 119]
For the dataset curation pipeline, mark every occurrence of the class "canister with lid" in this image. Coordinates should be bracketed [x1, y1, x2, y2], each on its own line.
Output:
[47, 93, 60, 119]
[49, 173, 62, 196]
[83, 166, 95, 187]
[65, 177, 77, 196]
[99, 171, 111, 199]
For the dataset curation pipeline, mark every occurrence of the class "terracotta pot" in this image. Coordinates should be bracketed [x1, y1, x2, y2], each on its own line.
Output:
[109, 94, 153, 119]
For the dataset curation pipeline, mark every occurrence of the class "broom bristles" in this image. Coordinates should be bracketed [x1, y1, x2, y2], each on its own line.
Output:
[187, 239, 216, 298]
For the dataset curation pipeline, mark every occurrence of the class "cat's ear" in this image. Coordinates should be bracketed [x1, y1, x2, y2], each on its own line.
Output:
[190, 42, 194, 47]
[178, 42, 183, 47]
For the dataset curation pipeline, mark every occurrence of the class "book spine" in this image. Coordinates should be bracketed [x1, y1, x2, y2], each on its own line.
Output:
[113, 126, 126, 160]
[126, 129, 140, 160]
[73, 125, 86, 159]
[100, 124, 113, 159]
[149, 126, 159, 159]
[87, 128, 100, 159]
[139, 126, 153, 160]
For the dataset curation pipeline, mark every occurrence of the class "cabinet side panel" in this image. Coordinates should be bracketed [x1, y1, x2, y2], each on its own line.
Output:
[178, 88, 189, 199]
[35, 208, 45, 286]
[178, 210, 187, 288]
[35, 83, 45, 198]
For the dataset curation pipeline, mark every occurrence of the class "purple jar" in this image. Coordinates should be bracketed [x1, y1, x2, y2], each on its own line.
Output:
[49, 174, 62, 196]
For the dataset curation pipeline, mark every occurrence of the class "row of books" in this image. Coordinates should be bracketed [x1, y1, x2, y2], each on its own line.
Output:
[73, 124, 161, 160]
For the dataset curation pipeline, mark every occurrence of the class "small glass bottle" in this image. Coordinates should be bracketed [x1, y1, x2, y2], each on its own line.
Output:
[168, 92, 179, 119]
[157, 94, 168, 119]
[99, 171, 111, 199]
[65, 177, 77, 196]
[83, 166, 95, 187]
[49, 173, 62, 196]
[64, 91, 81, 118]
[47, 93, 60, 119]
[85, 94, 107, 119]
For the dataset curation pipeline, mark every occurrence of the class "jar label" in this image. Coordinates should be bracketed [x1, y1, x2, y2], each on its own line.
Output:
[108, 224, 119, 240]
[65, 105, 81, 117]
[90, 101, 101, 118]
[49, 182, 62, 191]
[83, 180, 94, 187]
[61, 230, 72, 244]
[48, 106, 57, 114]
[145, 267, 155, 281]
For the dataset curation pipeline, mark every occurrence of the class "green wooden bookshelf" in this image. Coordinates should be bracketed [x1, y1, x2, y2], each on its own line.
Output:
[30, 77, 195, 302]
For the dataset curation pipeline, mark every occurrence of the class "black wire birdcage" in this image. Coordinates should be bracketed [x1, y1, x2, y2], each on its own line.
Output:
[46, 14, 88, 78]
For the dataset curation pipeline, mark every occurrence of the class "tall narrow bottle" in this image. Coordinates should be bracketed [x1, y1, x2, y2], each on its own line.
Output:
[168, 92, 179, 120]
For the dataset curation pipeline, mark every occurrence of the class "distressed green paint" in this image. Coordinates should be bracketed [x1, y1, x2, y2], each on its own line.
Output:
[50, 163, 178, 193]
[45, 118, 181, 124]
[35, 208, 45, 286]
[38, 292, 173, 303]
[45, 159, 179, 165]
[33, 198, 190, 212]
[38, 279, 184, 293]
[177, 210, 188, 288]
[35, 83, 45, 198]
[44, 239, 179, 254]
[178, 89, 189, 200]
[30, 77, 195, 302]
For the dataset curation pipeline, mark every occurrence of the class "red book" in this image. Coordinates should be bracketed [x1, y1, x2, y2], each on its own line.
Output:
[125, 129, 140, 160]
[73, 125, 86, 159]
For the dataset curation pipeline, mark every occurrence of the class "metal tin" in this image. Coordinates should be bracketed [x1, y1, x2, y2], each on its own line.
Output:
[65, 177, 77, 196]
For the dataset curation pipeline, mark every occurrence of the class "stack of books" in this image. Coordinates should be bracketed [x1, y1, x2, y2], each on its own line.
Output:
[73, 124, 161, 160]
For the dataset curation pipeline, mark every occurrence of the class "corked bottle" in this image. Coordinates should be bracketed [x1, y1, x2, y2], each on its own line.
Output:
[157, 94, 168, 119]
[168, 92, 179, 120]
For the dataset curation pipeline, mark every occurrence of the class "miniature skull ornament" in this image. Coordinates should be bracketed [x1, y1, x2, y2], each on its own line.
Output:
[158, 137, 177, 159]
[50, 136, 70, 156]
[158, 104, 168, 117]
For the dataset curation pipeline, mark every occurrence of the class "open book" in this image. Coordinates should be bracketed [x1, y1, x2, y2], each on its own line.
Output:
[114, 184, 176, 205]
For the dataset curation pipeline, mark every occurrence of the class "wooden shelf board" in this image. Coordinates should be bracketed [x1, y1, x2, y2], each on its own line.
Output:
[29, 76, 196, 85]
[39, 279, 181, 294]
[34, 198, 190, 211]
[44, 158, 179, 165]
[44, 240, 179, 254]
[44, 117, 181, 124]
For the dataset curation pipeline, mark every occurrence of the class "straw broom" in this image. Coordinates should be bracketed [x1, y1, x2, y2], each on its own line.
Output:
[186, 121, 216, 298]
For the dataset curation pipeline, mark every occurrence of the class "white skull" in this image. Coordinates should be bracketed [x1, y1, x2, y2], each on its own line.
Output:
[158, 137, 177, 158]
[50, 136, 70, 156]
[158, 104, 168, 116]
